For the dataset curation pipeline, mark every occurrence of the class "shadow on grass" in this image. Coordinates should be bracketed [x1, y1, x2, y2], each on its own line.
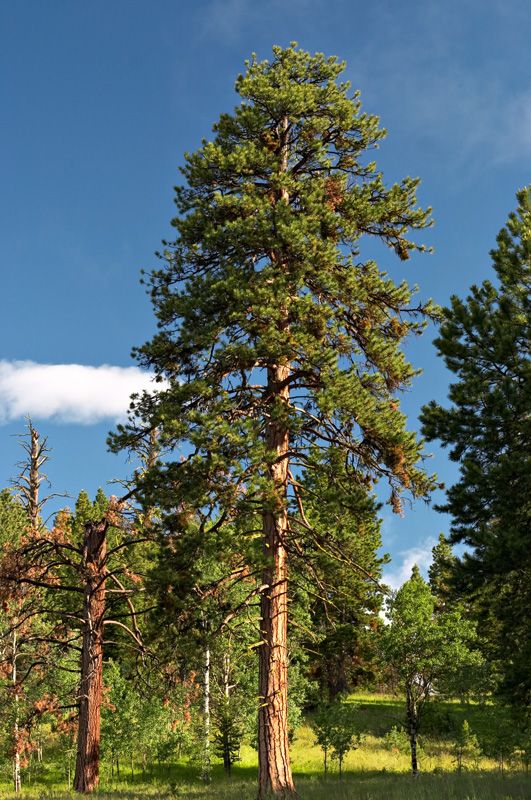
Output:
[343, 696, 508, 742]
[4, 772, 531, 800]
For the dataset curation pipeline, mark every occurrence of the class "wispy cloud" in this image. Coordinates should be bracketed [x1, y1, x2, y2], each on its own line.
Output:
[199, 0, 253, 43]
[501, 90, 531, 162]
[198, 0, 323, 45]
[345, 1, 531, 169]
[0, 361, 159, 425]
[382, 536, 437, 592]
[401, 73, 531, 166]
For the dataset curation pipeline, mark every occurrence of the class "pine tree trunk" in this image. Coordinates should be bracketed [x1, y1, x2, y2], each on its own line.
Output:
[258, 362, 295, 799]
[74, 520, 107, 793]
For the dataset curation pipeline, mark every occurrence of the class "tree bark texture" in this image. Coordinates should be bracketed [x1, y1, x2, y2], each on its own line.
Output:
[74, 520, 107, 793]
[201, 642, 211, 783]
[222, 652, 232, 775]
[406, 690, 419, 776]
[28, 426, 41, 533]
[258, 362, 296, 799]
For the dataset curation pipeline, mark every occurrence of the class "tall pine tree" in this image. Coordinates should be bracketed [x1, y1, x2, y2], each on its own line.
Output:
[113, 45, 437, 798]
[421, 186, 531, 708]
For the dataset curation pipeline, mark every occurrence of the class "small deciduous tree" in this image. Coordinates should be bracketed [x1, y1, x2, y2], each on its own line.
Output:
[312, 701, 360, 777]
[384, 725, 410, 758]
[381, 566, 481, 776]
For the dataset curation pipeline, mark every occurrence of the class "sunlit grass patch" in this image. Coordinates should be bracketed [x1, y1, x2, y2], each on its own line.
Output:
[0, 693, 529, 799]
[1, 773, 530, 799]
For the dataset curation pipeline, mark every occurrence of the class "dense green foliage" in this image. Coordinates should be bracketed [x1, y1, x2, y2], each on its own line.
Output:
[113, 42, 439, 525]
[1, 693, 530, 796]
[428, 534, 456, 610]
[110, 44, 441, 795]
[381, 566, 482, 774]
[421, 187, 531, 708]
[311, 701, 361, 776]
[0, 45, 529, 800]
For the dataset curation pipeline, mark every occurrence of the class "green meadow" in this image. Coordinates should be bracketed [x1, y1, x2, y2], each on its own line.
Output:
[1, 694, 529, 799]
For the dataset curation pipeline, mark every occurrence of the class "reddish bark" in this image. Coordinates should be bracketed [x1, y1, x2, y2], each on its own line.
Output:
[257, 115, 297, 798]
[258, 363, 296, 799]
[74, 519, 107, 793]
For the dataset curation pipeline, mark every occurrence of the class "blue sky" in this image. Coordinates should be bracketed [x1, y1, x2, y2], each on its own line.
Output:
[1, 0, 529, 587]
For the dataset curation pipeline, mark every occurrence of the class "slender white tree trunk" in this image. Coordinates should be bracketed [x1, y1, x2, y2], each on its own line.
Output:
[223, 652, 230, 700]
[201, 642, 211, 783]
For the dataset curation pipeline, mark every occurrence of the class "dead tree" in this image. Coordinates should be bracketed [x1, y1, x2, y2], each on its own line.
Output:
[1, 425, 148, 793]
[2, 420, 55, 793]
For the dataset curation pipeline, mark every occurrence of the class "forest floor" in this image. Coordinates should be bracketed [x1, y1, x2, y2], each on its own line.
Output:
[1, 693, 530, 799]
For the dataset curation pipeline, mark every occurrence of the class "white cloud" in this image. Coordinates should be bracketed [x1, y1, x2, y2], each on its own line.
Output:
[383, 536, 437, 592]
[0, 361, 160, 425]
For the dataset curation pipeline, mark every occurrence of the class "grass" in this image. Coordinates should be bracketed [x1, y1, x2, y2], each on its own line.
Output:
[0, 693, 529, 798]
[1, 774, 530, 800]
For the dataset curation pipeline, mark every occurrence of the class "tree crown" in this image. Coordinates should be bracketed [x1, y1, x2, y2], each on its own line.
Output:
[113, 44, 438, 522]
